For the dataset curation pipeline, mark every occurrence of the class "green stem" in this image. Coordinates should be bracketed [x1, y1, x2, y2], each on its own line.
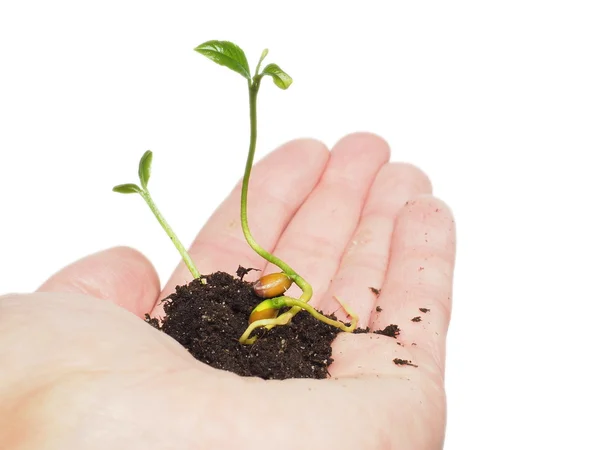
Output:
[279, 297, 357, 332]
[241, 77, 312, 302]
[140, 189, 202, 280]
[239, 295, 358, 344]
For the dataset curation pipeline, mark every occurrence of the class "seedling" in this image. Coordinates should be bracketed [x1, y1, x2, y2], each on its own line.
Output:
[113, 151, 205, 283]
[114, 40, 358, 344]
[195, 40, 358, 343]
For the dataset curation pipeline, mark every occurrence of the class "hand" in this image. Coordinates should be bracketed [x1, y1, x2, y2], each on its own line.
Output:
[0, 133, 456, 449]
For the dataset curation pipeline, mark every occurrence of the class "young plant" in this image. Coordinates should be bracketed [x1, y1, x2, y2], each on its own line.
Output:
[195, 40, 358, 344]
[113, 151, 204, 282]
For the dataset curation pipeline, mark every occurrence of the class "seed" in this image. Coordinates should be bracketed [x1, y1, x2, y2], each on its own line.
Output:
[248, 306, 279, 324]
[252, 272, 292, 298]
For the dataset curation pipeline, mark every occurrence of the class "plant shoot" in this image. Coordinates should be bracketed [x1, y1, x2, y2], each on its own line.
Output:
[195, 40, 358, 343]
[113, 151, 203, 281]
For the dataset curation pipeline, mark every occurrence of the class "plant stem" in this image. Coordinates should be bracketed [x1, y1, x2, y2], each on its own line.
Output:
[281, 297, 358, 332]
[139, 190, 202, 280]
[241, 77, 312, 302]
[239, 295, 358, 344]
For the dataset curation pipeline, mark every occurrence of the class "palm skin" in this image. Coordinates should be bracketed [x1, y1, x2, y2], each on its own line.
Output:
[0, 133, 456, 449]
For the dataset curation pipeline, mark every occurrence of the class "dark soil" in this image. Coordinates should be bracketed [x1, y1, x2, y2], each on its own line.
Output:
[146, 270, 391, 380]
[374, 324, 400, 337]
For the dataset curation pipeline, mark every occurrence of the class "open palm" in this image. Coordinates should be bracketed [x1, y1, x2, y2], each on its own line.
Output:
[0, 133, 456, 449]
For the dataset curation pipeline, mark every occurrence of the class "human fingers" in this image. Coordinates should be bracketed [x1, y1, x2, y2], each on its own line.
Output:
[316, 163, 432, 325]
[370, 196, 456, 372]
[156, 138, 329, 307]
[263, 132, 390, 302]
[37, 246, 160, 317]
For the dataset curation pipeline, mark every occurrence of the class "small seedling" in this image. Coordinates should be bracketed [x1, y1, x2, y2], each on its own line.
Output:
[195, 40, 358, 343]
[113, 151, 204, 283]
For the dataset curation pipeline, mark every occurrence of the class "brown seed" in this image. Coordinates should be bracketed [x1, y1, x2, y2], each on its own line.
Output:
[249, 307, 279, 324]
[253, 272, 292, 298]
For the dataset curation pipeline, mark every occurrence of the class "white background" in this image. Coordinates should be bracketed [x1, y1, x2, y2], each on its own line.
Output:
[1, 1, 599, 448]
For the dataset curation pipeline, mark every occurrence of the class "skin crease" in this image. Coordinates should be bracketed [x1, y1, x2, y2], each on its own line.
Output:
[0, 133, 456, 449]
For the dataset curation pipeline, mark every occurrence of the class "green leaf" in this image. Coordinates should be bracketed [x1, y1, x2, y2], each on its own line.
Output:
[194, 40, 251, 80]
[261, 63, 293, 89]
[254, 48, 269, 76]
[113, 183, 142, 194]
[138, 150, 153, 189]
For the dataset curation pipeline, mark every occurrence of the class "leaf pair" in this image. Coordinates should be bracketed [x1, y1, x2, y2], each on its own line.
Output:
[194, 40, 292, 89]
[113, 150, 153, 194]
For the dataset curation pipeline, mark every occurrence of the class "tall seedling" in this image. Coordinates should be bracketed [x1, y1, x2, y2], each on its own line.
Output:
[195, 41, 357, 344]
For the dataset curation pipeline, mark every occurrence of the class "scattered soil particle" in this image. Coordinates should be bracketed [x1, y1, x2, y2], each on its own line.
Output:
[369, 287, 381, 296]
[393, 358, 418, 368]
[419, 308, 430, 313]
[353, 327, 370, 334]
[235, 265, 259, 280]
[376, 306, 382, 312]
[373, 324, 400, 338]
[411, 316, 422, 322]
[145, 270, 399, 380]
